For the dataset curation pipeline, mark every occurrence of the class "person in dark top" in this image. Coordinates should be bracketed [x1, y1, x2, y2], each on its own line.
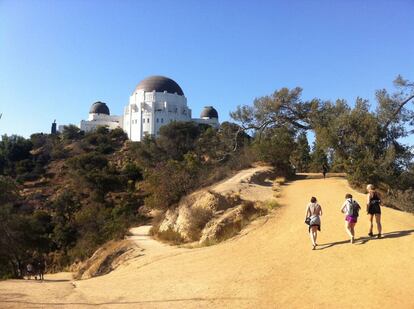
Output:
[322, 165, 328, 179]
[366, 184, 382, 238]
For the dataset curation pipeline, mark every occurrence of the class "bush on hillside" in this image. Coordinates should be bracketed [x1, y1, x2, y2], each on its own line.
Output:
[384, 189, 414, 213]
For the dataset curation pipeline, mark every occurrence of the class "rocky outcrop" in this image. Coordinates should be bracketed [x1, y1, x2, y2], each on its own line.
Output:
[157, 190, 234, 242]
[200, 201, 267, 246]
[154, 166, 276, 245]
[73, 240, 143, 280]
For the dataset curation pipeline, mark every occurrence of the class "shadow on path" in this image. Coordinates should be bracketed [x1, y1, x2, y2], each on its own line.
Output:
[316, 229, 414, 250]
[0, 296, 251, 307]
[15, 278, 71, 283]
[293, 173, 347, 180]
[380, 229, 414, 239]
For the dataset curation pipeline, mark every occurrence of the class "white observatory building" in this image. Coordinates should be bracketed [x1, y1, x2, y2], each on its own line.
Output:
[73, 76, 219, 141]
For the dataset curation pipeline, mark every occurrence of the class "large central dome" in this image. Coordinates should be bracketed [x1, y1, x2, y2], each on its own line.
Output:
[134, 75, 184, 96]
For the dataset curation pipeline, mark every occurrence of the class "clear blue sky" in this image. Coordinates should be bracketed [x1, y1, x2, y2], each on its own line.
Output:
[1, 0, 413, 143]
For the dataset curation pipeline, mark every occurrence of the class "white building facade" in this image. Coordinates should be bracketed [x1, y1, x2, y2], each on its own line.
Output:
[79, 101, 123, 133]
[68, 76, 219, 141]
[124, 76, 192, 141]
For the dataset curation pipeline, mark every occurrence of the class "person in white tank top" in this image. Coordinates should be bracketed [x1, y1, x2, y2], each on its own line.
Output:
[305, 196, 323, 250]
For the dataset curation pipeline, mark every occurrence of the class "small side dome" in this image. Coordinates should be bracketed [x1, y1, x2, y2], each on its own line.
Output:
[200, 106, 218, 119]
[89, 101, 110, 115]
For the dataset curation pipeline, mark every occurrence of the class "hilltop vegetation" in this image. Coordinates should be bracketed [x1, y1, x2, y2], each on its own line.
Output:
[231, 75, 414, 211]
[1, 75, 413, 279]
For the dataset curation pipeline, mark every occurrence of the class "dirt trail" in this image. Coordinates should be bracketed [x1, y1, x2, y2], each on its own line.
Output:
[127, 225, 183, 254]
[125, 225, 188, 268]
[211, 165, 274, 202]
[1, 174, 413, 308]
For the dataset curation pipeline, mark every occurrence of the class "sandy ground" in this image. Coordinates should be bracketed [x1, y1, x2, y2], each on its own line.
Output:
[1, 174, 413, 308]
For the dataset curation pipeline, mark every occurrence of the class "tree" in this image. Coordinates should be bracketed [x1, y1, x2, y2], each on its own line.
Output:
[67, 152, 124, 201]
[252, 126, 296, 175]
[62, 125, 84, 141]
[0, 135, 33, 176]
[51, 190, 80, 252]
[0, 177, 52, 278]
[309, 142, 329, 173]
[229, 88, 315, 171]
[0, 176, 19, 204]
[143, 157, 201, 210]
[379, 75, 414, 130]
[0, 135, 33, 162]
[291, 132, 311, 172]
[157, 122, 201, 160]
[30, 133, 49, 149]
[230, 88, 317, 151]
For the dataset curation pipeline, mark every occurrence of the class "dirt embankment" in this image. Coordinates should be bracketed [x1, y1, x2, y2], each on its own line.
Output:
[72, 240, 143, 280]
[154, 166, 276, 245]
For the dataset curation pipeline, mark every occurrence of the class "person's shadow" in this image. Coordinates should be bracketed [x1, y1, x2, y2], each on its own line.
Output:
[316, 229, 414, 250]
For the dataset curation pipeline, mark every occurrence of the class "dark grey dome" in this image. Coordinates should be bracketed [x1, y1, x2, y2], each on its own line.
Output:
[135, 75, 184, 96]
[89, 101, 110, 115]
[200, 106, 218, 119]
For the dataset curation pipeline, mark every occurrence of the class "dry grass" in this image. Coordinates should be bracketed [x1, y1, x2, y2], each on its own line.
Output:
[261, 199, 281, 210]
[274, 177, 286, 185]
[154, 229, 183, 244]
[273, 191, 282, 198]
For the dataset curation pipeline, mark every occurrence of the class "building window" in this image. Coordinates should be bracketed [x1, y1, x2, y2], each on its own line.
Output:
[161, 118, 164, 123]
[156, 118, 159, 123]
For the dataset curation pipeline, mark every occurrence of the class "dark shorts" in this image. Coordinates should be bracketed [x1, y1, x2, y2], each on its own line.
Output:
[368, 204, 381, 215]
[309, 224, 321, 232]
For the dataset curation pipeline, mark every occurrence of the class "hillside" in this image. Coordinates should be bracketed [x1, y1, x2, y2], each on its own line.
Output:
[1, 173, 413, 308]
[1, 122, 260, 279]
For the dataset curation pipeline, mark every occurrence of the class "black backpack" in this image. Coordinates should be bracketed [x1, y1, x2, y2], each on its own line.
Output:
[369, 193, 381, 208]
[349, 200, 360, 217]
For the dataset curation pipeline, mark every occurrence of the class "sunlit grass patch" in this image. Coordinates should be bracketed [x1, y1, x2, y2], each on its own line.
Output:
[263, 199, 281, 210]
[275, 177, 286, 185]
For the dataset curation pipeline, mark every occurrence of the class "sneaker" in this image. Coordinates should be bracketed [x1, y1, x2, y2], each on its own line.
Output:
[377, 234, 382, 239]
[368, 232, 374, 237]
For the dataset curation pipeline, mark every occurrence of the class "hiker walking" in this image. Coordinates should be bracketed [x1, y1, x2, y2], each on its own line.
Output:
[36, 255, 46, 281]
[305, 197, 323, 250]
[341, 193, 361, 243]
[322, 164, 328, 179]
[366, 184, 382, 238]
[26, 262, 34, 280]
